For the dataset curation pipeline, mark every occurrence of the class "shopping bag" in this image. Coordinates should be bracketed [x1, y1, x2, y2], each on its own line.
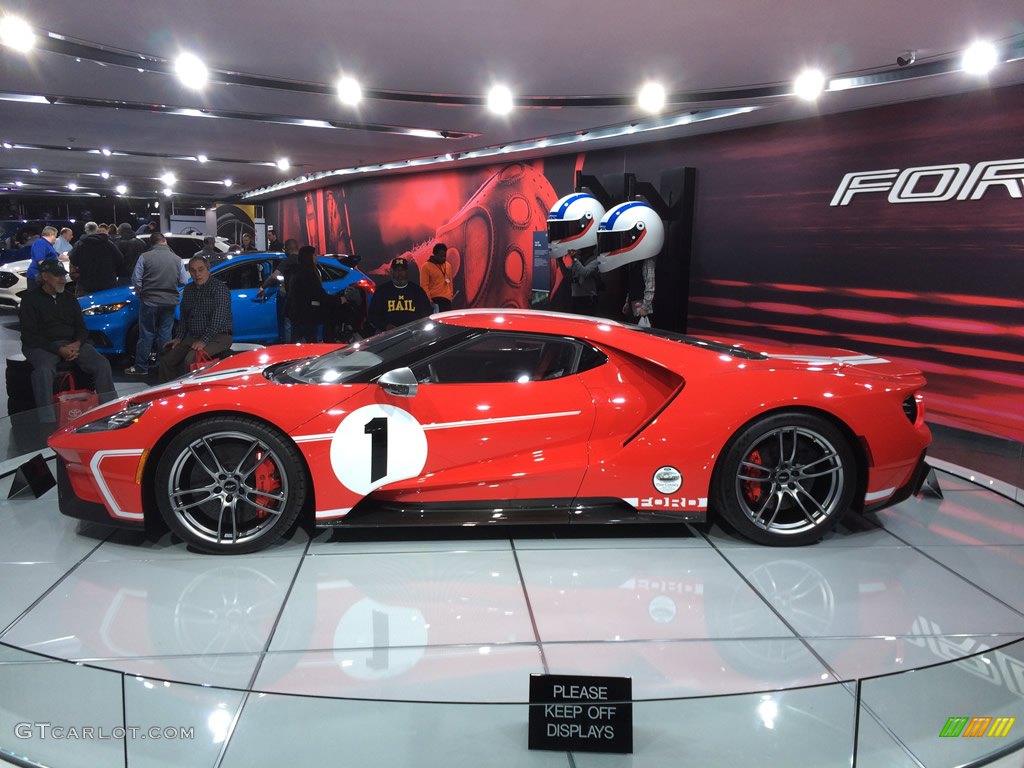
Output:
[190, 348, 214, 372]
[53, 373, 99, 427]
[638, 315, 652, 328]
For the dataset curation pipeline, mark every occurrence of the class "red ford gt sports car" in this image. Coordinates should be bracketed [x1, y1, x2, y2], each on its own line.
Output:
[49, 310, 931, 554]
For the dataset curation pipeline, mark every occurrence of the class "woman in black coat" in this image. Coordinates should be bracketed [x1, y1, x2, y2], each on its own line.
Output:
[285, 246, 336, 342]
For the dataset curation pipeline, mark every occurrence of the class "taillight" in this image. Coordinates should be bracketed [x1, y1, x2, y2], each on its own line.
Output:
[355, 278, 375, 295]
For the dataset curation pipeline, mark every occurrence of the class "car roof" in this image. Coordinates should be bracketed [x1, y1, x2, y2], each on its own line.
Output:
[206, 252, 352, 269]
[438, 309, 641, 348]
[435, 309, 765, 364]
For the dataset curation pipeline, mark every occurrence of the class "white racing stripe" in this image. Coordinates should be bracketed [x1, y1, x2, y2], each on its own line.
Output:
[296, 409, 585, 444]
[423, 410, 582, 431]
[316, 507, 352, 520]
[184, 366, 267, 383]
[767, 354, 890, 366]
[294, 433, 336, 444]
[293, 410, 583, 443]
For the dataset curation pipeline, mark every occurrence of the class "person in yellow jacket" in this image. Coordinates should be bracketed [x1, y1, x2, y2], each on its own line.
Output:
[420, 243, 454, 312]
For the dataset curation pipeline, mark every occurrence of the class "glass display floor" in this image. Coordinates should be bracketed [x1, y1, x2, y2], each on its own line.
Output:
[1, 442, 1023, 767]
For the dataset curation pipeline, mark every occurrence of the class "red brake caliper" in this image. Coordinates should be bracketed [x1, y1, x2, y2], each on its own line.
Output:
[743, 449, 766, 504]
[252, 452, 281, 520]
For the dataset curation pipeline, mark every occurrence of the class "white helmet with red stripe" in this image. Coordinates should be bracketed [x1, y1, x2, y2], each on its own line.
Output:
[546, 193, 607, 259]
[596, 201, 665, 272]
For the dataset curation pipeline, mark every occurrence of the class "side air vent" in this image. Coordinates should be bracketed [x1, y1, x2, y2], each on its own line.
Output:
[902, 395, 918, 424]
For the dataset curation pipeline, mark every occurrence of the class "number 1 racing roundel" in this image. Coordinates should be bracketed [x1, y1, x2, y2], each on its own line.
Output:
[329, 404, 429, 495]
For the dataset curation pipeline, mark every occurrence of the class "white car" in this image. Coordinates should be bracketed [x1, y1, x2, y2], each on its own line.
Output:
[0, 234, 229, 308]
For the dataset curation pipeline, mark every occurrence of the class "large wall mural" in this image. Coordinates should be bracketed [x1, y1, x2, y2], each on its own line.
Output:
[271, 162, 563, 310]
[268, 83, 1024, 442]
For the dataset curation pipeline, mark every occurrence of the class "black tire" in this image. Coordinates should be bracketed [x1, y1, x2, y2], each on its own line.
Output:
[711, 412, 857, 546]
[154, 416, 307, 554]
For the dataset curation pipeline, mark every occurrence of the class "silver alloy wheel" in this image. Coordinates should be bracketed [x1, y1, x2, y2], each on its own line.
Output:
[733, 426, 844, 536]
[166, 430, 290, 547]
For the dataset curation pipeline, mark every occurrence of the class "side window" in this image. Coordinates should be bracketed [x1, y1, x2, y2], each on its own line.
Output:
[319, 262, 350, 282]
[216, 263, 262, 290]
[410, 333, 585, 384]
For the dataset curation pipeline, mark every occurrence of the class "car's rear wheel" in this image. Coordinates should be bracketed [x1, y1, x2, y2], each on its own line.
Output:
[154, 416, 307, 554]
[712, 412, 856, 546]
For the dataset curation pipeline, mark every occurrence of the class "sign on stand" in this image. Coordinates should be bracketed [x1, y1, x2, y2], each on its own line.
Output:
[528, 674, 632, 754]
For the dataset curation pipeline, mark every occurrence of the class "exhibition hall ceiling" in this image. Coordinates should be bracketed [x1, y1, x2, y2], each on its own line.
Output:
[1, 0, 1023, 202]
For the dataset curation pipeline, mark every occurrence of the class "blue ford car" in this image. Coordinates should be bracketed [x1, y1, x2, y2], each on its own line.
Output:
[79, 252, 374, 355]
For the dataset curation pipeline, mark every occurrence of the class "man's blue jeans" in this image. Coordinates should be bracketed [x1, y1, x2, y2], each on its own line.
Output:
[136, 302, 176, 370]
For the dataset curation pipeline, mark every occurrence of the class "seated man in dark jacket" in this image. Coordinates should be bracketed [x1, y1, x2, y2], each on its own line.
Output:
[19, 260, 116, 422]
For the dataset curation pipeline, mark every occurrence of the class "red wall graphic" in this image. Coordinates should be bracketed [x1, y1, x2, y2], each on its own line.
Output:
[267, 83, 1024, 442]
[270, 163, 560, 310]
[623, 86, 1024, 443]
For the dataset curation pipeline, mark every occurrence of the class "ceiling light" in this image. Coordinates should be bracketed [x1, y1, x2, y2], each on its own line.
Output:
[487, 85, 514, 115]
[115, 183, 127, 194]
[160, 172, 176, 186]
[174, 52, 208, 89]
[1, 142, 11, 149]
[14, 180, 23, 187]
[196, 154, 208, 163]
[336, 75, 362, 106]
[793, 69, 826, 101]
[100, 170, 110, 179]
[962, 41, 998, 75]
[0, 16, 34, 50]
[638, 82, 666, 113]
[222, 177, 233, 187]
[276, 158, 289, 171]
[101, 147, 112, 156]
[162, 187, 173, 197]
[68, 182, 78, 191]
[30, 166, 38, 174]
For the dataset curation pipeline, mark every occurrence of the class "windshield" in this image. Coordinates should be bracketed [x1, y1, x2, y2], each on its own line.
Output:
[277, 319, 473, 384]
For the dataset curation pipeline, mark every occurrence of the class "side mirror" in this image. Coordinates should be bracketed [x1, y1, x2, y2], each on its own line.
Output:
[378, 367, 418, 398]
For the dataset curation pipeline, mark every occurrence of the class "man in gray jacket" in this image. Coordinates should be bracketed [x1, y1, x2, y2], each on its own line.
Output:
[126, 231, 188, 375]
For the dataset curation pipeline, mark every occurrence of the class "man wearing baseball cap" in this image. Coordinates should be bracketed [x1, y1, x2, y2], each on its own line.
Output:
[368, 256, 433, 333]
[19, 260, 115, 421]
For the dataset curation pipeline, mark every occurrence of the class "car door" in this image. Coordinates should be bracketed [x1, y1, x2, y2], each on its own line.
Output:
[371, 331, 598, 505]
[211, 259, 273, 341]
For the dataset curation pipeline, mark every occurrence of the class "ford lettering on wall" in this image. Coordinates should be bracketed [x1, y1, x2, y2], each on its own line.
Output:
[830, 158, 1024, 206]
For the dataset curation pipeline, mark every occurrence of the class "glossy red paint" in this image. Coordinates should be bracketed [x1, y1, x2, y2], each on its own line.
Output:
[49, 311, 930, 548]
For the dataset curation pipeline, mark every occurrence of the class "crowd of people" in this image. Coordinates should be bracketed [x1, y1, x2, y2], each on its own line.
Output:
[22, 220, 155, 294]
[14, 225, 635, 424]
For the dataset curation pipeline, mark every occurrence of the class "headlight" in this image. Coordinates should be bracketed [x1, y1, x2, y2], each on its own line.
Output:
[76, 402, 151, 432]
[82, 301, 130, 316]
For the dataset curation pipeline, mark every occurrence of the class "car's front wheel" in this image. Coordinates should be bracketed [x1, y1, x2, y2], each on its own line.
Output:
[712, 412, 857, 546]
[154, 416, 307, 554]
